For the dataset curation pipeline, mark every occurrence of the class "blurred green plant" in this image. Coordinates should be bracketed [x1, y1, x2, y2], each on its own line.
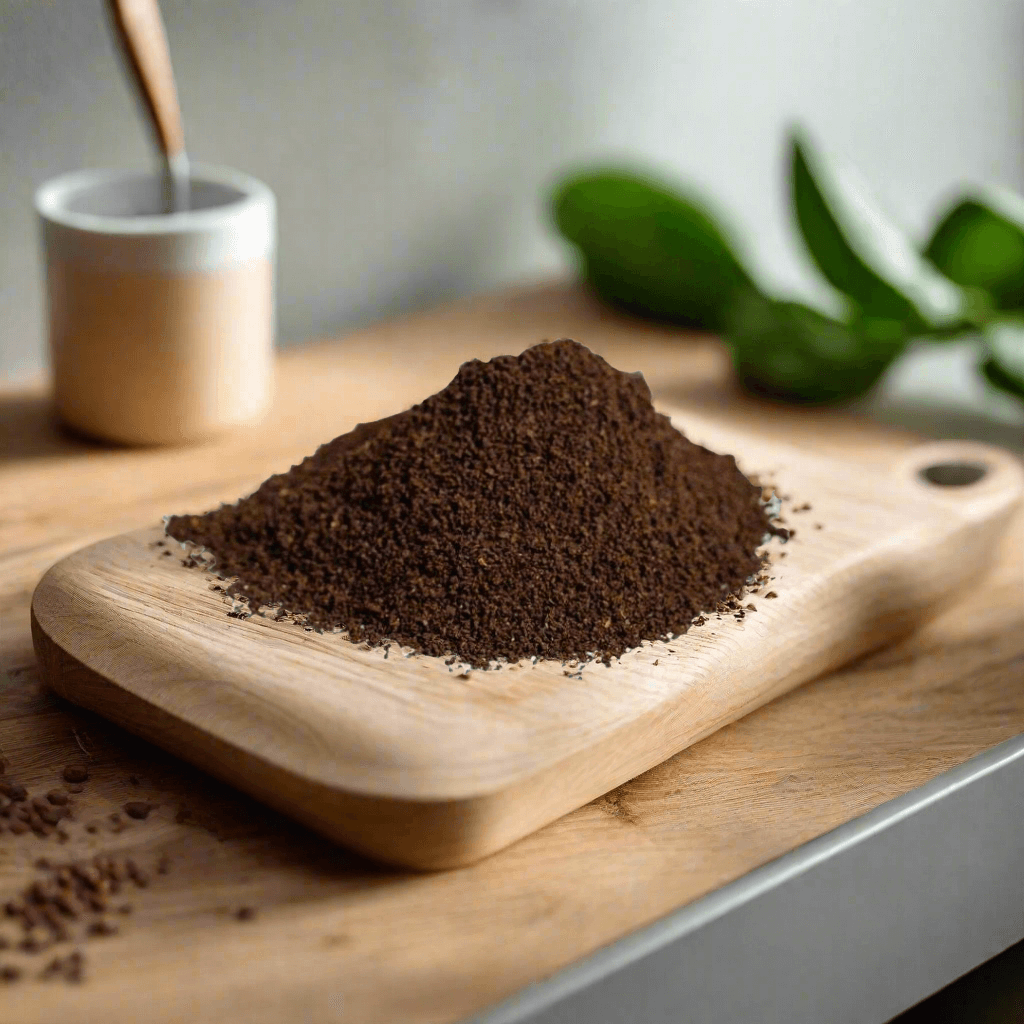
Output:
[550, 128, 1024, 411]
[551, 170, 754, 331]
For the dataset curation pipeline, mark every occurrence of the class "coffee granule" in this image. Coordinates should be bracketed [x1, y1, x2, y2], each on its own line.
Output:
[167, 340, 775, 667]
[123, 801, 152, 820]
[0, 781, 27, 801]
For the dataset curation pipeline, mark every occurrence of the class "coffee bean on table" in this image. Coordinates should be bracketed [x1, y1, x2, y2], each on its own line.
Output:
[123, 801, 152, 820]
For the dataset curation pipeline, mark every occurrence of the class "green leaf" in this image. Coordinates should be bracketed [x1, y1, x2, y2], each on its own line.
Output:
[723, 286, 909, 405]
[790, 129, 965, 332]
[979, 317, 1024, 402]
[551, 168, 754, 331]
[924, 189, 1024, 311]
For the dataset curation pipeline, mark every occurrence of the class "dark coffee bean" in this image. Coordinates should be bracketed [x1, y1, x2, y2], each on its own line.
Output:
[72, 864, 103, 889]
[123, 801, 152, 820]
[46, 790, 69, 806]
[66, 784, 85, 794]
[0, 964, 21, 983]
[87, 918, 118, 937]
[53, 894, 80, 919]
[27, 880, 50, 904]
[61, 767, 89, 784]
[0, 781, 27, 800]
[65, 950, 84, 983]
[20, 926, 51, 952]
[124, 859, 150, 887]
[235, 906, 256, 921]
[38, 806, 67, 826]
[40, 956, 64, 979]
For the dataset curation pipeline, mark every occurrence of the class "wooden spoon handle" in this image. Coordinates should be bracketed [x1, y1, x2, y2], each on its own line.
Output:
[107, 0, 185, 158]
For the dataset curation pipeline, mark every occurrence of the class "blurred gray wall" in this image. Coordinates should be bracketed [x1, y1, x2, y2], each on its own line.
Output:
[2, 0, 1023, 383]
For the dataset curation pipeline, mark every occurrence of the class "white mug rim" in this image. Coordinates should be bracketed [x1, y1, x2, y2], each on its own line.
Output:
[35, 163, 274, 237]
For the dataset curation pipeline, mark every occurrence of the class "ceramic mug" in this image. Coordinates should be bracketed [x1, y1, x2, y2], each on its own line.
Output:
[35, 164, 275, 446]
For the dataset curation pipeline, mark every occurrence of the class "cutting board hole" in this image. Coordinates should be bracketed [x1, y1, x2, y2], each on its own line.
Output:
[919, 461, 988, 487]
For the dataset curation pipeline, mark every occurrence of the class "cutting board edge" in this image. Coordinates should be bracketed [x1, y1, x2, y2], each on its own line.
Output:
[28, 432, 1024, 870]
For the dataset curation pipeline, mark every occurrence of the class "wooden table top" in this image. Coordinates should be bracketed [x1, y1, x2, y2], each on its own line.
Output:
[2, 281, 1022, 1023]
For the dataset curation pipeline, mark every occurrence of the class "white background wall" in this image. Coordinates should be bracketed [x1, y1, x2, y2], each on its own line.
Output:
[2, 0, 1023, 394]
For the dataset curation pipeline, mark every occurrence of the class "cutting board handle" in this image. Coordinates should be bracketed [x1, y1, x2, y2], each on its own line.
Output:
[892, 440, 1024, 526]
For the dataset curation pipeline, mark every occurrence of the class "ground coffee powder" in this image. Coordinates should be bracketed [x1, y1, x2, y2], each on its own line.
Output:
[167, 339, 773, 667]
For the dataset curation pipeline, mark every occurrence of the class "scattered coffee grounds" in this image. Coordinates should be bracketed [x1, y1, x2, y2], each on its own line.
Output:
[167, 340, 776, 667]
[40, 952, 84, 983]
[123, 801, 152, 820]
[61, 766, 89, 784]
[0, 850, 160, 982]
[0, 762, 176, 987]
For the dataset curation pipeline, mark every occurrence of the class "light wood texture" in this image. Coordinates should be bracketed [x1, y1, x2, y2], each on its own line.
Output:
[106, 0, 188, 211]
[2, 282, 1023, 1021]
[107, 0, 184, 156]
[30, 420, 1024, 870]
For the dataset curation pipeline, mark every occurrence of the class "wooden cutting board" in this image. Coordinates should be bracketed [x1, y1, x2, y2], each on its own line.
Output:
[30, 409, 1024, 870]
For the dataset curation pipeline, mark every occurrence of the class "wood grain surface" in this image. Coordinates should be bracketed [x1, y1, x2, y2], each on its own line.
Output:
[2, 282, 1023, 1022]
[106, 0, 186, 158]
[29, 414, 1024, 870]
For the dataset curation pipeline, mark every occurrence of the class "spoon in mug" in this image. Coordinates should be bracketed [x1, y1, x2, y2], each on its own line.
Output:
[106, 0, 190, 213]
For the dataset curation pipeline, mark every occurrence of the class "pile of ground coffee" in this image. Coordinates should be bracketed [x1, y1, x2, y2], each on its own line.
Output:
[167, 339, 773, 667]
